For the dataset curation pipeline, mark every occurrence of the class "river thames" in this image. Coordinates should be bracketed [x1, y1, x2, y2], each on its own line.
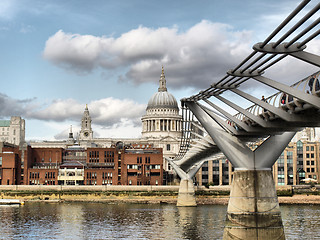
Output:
[0, 202, 319, 239]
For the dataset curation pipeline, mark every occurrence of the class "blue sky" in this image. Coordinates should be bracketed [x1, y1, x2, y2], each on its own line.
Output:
[0, 0, 318, 140]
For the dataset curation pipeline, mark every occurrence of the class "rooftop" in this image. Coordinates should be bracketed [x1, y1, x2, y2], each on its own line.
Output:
[0, 120, 10, 127]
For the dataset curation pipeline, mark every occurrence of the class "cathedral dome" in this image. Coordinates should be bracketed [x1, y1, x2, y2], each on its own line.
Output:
[142, 66, 182, 139]
[146, 67, 179, 110]
[147, 91, 178, 110]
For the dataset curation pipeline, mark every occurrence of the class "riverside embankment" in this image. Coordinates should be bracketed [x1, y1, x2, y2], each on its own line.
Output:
[0, 185, 319, 205]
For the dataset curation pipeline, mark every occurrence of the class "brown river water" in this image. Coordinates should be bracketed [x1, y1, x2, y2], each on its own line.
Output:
[0, 202, 319, 239]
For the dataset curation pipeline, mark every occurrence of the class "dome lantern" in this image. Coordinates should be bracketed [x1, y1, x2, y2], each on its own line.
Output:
[158, 66, 167, 92]
[146, 67, 178, 111]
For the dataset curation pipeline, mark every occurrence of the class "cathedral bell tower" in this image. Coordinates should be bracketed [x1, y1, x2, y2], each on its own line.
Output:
[79, 104, 93, 140]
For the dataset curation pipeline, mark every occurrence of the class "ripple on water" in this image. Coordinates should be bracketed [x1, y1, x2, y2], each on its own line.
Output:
[0, 203, 319, 239]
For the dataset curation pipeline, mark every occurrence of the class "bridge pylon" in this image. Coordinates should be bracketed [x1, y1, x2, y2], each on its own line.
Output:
[168, 158, 206, 207]
[185, 101, 295, 239]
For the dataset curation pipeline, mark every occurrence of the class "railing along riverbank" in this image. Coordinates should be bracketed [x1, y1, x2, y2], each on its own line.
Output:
[0, 184, 318, 194]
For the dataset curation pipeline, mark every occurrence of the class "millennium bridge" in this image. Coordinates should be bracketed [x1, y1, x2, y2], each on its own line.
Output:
[167, 1, 320, 239]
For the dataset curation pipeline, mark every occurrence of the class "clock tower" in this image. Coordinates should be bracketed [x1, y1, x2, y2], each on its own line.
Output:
[79, 104, 93, 140]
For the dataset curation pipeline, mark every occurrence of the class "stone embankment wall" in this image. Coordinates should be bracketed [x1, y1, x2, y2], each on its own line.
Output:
[0, 185, 180, 192]
[0, 184, 319, 194]
[0, 185, 318, 204]
[0, 185, 182, 203]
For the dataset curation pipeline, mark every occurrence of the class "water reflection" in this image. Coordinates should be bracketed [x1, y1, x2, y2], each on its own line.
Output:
[176, 206, 227, 240]
[281, 205, 320, 239]
[0, 203, 318, 239]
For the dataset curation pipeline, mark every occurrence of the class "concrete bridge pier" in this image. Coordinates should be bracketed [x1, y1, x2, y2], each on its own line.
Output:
[223, 169, 285, 240]
[177, 179, 197, 207]
[166, 158, 202, 207]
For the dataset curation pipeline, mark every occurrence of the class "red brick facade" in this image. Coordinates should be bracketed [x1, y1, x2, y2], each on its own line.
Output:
[0, 143, 163, 186]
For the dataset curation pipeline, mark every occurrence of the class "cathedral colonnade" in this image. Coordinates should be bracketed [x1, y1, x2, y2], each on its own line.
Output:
[143, 118, 182, 132]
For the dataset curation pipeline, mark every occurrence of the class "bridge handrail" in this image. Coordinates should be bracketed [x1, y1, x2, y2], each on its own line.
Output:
[233, 71, 320, 123]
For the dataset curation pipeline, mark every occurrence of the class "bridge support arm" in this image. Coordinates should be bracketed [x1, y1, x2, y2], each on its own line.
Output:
[203, 99, 254, 132]
[215, 95, 275, 128]
[290, 50, 320, 67]
[254, 131, 296, 168]
[185, 101, 254, 169]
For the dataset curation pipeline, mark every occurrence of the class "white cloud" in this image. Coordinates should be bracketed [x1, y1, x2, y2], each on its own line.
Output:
[0, 94, 145, 135]
[43, 21, 253, 90]
[0, 93, 36, 116]
[88, 98, 145, 126]
[43, 19, 319, 93]
[93, 120, 142, 139]
[27, 97, 145, 127]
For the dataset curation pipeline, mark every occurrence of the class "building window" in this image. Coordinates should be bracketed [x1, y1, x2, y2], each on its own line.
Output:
[166, 144, 171, 151]
[311, 146, 314, 151]
[306, 146, 309, 151]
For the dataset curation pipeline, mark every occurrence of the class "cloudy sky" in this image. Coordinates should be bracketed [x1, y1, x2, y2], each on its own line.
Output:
[0, 0, 319, 141]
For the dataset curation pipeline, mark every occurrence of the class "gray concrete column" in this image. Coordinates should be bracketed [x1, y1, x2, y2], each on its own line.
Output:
[177, 179, 197, 207]
[223, 170, 285, 240]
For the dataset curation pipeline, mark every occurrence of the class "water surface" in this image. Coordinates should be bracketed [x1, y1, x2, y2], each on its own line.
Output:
[0, 203, 319, 239]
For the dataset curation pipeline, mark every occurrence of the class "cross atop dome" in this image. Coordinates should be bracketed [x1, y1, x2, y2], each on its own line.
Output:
[158, 66, 167, 92]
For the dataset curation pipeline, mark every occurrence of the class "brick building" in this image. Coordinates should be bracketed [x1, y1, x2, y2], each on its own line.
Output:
[0, 142, 163, 186]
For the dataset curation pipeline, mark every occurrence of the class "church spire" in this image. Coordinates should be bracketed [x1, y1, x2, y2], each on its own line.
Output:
[79, 104, 93, 140]
[69, 125, 73, 139]
[158, 66, 167, 92]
